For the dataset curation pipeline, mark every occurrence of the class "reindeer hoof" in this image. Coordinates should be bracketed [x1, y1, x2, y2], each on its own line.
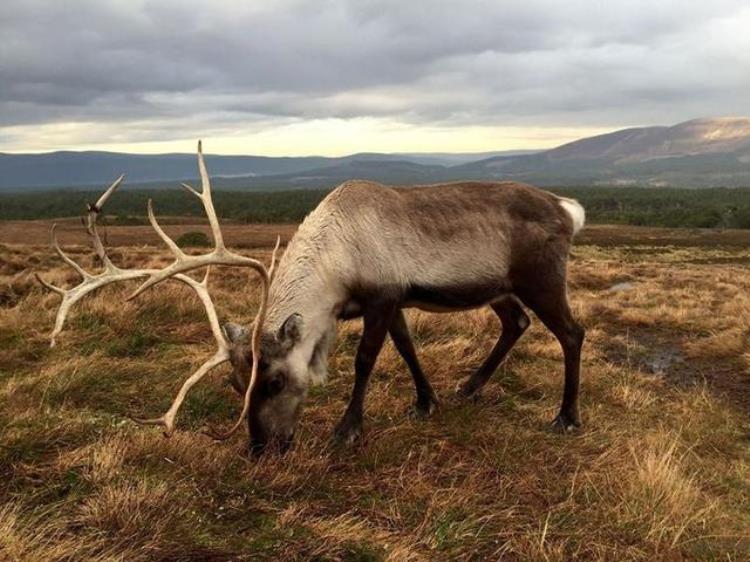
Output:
[407, 398, 438, 420]
[454, 381, 482, 403]
[332, 421, 362, 445]
[550, 413, 581, 433]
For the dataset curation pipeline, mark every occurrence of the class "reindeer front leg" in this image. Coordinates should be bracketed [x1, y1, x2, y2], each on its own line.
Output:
[333, 302, 397, 444]
[388, 309, 438, 418]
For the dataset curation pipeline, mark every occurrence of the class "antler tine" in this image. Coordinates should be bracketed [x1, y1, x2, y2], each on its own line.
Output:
[86, 174, 124, 271]
[131, 348, 229, 436]
[93, 174, 125, 212]
[180, 182, 201, 199]
[147, 198, 185, 260]
[175, 268, 228, 354]
[196, 140, 225, 250]
[178, 142, 224, 247]
[51, 224, 91, 280]
[268, 236, 281, 284]
[35, 273, 65, 296]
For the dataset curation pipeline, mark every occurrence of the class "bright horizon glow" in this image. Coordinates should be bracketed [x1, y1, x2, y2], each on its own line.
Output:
[0, 118, 613, 155]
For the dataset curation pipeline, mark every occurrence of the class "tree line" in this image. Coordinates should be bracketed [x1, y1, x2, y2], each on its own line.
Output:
[1, 186, 750, 229]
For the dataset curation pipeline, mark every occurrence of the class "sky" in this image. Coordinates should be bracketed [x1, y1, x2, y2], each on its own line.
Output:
[1, 0, 749, 156]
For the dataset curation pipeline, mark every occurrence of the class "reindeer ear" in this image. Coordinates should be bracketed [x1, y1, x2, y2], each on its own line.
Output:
[278, 313, 303, 345]
[223, 322, 249, 343]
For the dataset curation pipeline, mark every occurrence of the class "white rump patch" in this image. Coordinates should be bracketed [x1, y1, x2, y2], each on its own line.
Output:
[558, 197, 586, 235]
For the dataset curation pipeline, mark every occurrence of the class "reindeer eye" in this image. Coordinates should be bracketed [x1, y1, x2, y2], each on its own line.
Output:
[267, 373, 286, 396]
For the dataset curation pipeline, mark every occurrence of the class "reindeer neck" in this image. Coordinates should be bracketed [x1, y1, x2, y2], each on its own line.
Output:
[265, 240, 343, 357]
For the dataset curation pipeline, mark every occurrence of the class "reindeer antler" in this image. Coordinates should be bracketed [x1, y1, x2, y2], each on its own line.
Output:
[128, 141, 277, 440]
[38, 143, 280, 438]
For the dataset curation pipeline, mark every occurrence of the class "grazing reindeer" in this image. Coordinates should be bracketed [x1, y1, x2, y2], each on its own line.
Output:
[41, 142, 585, 454]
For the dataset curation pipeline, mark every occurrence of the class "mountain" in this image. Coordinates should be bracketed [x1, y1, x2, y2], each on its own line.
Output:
[459, 118, 750, 187]
[1, 118, 749, 191]
[546, 117, 750, 162]
[0, 149, 534, 191]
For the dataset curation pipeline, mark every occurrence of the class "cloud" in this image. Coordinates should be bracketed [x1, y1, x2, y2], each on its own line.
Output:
[1, 0, 749, 152]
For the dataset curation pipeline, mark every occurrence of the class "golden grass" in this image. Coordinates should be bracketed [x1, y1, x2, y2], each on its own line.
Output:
[1, 225, 749, 560]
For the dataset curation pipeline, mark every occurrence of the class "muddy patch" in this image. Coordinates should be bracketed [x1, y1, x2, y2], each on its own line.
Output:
[603, 330, 695, 385]
[608, 281, 635, 292]
[602, 327, 750, 414]
[641, 347, 685, 376]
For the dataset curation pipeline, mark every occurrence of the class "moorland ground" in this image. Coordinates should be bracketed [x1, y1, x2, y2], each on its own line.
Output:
[1, 222, 749, 561]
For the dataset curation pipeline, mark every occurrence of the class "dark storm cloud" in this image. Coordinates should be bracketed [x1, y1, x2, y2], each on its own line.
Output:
[1, 0, 749, 145]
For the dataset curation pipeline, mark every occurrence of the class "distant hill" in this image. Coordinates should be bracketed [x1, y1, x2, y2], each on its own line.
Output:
[0, 151, 339, 190]
[458, 118, 750, 187]
[1, 118, 750, 191]
[546, 118, 750, 162]
[0, 149, 531, 191]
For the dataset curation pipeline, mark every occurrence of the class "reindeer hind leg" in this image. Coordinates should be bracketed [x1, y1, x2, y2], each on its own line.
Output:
[515, 262, 584, 431]
[456, 296, 530, 400]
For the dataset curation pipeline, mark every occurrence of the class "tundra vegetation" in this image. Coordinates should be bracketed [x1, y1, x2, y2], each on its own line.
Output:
[0, 222, 749, 560]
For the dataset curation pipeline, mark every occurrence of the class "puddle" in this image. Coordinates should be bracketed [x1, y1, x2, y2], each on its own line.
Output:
[604, 332, 692, 383]
[641, 348, 684, 376]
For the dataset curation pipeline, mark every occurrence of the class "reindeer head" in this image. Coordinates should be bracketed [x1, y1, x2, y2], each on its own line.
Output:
[38, 141, 296, 455]
[223, 314, 307, 453]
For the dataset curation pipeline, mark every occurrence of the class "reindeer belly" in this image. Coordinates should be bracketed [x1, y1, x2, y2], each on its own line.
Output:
[404, 280, 511, 312]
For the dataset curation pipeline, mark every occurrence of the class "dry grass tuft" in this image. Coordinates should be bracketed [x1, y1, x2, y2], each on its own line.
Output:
[623, 437, 712, 549]
[76, 481, 177, 542]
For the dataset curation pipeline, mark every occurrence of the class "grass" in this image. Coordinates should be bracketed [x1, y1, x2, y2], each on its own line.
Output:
[1, 225, 749, 560]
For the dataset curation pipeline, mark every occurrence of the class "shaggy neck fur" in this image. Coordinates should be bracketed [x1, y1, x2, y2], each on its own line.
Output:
[264, 203, 348, 383]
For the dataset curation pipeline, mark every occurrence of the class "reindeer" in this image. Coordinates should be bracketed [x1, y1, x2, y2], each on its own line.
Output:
[40, 142, 585, 454]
